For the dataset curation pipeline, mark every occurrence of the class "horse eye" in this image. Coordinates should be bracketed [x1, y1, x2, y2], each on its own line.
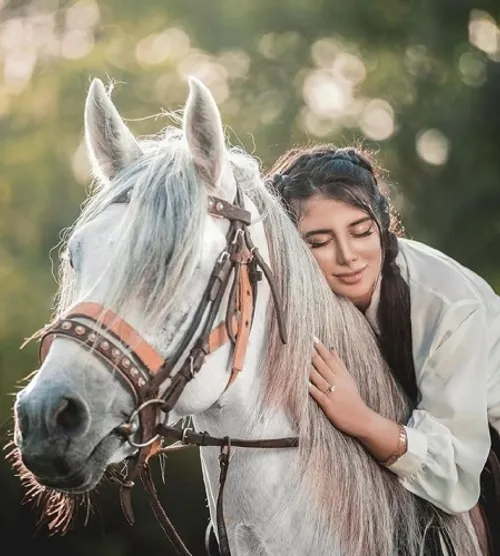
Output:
[67, 251, 74, 269]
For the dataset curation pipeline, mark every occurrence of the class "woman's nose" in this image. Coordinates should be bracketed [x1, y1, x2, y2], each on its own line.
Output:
[336, 239, 358, 265]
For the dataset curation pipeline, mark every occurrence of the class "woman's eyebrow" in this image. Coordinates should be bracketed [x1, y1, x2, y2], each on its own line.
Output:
[303, 228, 333, 238]
[303, 216, 372, 238]
[348, 216, 372, 227]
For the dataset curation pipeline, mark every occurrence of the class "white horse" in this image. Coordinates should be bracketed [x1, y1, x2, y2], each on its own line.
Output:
[11, 77, 484, 556]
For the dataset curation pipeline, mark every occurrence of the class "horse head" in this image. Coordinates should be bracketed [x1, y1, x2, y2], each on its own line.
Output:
[13, 76, 268, 497]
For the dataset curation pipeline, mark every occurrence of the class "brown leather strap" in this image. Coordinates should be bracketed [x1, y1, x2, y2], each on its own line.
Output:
[120, 484, 136, 526]
[209, 317, 238, 353]
[244, 229, 287, 345]
[55, 302, 165, 374]
[141, 466, 193, 556]
[156, 424, 299, 449]
[208, 196, 251, 225]
[216, 440, 231, 556]
[41, 303, 239, 380]
[39, 323, 141, 402]
[39, 333, 55, 363]
[225, 264, 253, 391]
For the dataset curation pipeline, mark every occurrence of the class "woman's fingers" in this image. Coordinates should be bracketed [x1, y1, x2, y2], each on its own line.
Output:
[313, 337, 348, 376]
[309, 380, 328, 405]
[310, 367, 333, 394]
[311, 346, 334, 378]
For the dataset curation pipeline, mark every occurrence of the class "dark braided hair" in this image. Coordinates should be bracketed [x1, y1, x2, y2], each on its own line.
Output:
[268, 145, 419, 406]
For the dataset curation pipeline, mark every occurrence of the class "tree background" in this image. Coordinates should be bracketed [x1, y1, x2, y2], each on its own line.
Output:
[1, 0, 499, 554]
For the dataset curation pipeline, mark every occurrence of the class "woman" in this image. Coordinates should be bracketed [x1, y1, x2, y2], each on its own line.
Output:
[267, 145, 500, 555]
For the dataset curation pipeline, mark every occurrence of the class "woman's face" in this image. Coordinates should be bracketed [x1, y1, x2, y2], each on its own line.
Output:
[297, 194, 382, 310]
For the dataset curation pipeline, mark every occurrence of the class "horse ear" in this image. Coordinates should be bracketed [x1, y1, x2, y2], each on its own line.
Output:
[183, 77, 233, 197]
[84, 78, 142, 183]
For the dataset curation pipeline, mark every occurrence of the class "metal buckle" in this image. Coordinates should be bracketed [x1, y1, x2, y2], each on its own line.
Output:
[231, 229, 244, 245]
[218, 250, 229, 263]
[181, 427, 193, 444]
[117, 398, 164, 448]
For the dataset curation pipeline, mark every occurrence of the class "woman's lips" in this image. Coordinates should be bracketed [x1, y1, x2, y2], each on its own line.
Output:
[334, 266, 367, 285]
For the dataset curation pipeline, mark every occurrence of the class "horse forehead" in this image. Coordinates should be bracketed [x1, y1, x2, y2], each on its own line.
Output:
[72, 204, 127, 247]
[74, 203, 228, 271]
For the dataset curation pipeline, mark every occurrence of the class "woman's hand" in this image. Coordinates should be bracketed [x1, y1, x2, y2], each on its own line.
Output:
[309, 337, 405, 464]
[309, 337, 371, 437]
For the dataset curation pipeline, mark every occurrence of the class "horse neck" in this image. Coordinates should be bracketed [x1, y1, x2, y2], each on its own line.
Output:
[190, 215, 318, 555]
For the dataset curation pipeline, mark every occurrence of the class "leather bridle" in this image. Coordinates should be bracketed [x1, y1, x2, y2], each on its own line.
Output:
[37, 187, 299, 556]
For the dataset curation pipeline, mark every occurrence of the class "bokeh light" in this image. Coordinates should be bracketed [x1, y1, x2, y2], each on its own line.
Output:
[469, 10, 500, 57]
[458, 51, 486, 87]
[360, 99, 395, 141]
[416, 129, 450, 166]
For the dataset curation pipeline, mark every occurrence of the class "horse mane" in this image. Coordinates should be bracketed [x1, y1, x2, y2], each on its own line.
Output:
[230, 151, 479, 556]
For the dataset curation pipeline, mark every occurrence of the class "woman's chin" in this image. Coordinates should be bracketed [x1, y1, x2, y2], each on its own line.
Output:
[332, 283, 372, 308]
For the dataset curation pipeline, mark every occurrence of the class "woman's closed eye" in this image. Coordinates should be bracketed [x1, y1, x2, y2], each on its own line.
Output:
[305, 220, 375, 248]
[351, 221, 374, 238]
[307, 236, 332, 249]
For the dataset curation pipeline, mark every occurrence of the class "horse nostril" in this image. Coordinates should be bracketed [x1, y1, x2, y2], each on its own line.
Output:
[52, 397, 88, 436]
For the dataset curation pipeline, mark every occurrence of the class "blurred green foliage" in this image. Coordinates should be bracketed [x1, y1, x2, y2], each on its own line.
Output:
[1, 0, 499, 554]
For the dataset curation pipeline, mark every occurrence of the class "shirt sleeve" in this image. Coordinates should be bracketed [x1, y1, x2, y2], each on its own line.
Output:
[387, 302, 490, 515]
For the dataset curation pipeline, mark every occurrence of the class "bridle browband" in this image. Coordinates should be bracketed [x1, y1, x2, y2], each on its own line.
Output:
[37, 187, 299, 556]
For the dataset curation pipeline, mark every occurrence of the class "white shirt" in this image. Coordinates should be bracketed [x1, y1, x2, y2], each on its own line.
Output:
[364, 237, 500, 515]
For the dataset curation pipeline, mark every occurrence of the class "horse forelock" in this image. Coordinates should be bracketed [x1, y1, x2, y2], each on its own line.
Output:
[54, 127, 212, 330]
